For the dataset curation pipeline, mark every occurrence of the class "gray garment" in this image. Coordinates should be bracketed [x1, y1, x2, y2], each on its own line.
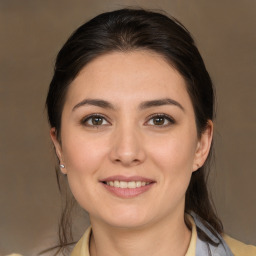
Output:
[190, 212, 234, 256]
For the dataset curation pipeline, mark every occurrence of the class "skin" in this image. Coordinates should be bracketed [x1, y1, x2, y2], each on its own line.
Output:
[51, 51, 213, 256]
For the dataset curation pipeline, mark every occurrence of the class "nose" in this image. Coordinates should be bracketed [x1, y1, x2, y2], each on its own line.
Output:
[109, 123, 146, 167]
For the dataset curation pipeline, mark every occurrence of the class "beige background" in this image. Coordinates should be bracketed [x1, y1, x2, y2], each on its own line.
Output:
[1, 0, 256, 255]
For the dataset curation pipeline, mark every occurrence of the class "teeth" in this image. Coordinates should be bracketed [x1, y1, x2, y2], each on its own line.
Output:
[106, 180, 150, 188]
[136, 181, 141, 188]
[120, 181, 128, 188]
[128, 181, 136, 188]
[114, 181, 119, 188]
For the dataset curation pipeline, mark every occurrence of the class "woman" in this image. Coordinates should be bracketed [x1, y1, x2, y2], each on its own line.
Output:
[8, 8, 256, 256]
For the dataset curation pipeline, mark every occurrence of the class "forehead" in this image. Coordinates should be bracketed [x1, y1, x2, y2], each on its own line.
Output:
[64, 50, 192, 110]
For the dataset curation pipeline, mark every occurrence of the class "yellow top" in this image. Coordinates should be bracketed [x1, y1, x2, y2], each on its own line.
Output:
[70, 217, 256, 256]
[222, 234, 256, 256]
[6, 217, 256, 256]
[6, 255, 23, 256]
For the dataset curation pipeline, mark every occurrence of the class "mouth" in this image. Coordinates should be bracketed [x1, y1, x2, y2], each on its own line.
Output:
[102, 180, 152, 188]
[100, 176, 155, 198]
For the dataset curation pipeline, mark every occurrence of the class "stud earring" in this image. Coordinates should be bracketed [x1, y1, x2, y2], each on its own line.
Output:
[59, 164, 67, 176]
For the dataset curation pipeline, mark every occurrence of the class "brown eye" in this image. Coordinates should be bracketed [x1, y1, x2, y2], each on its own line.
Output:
[152, 116, 165, 125]
[82, 114, 109, 127]
[91, 116, 103, 125]
[146, 114, 175, 127]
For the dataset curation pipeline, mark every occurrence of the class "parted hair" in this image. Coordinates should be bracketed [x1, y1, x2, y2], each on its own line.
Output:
[45, 8, 222, 255]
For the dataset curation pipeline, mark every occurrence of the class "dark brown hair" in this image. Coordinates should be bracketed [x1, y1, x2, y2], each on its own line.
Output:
[45, 8, 222, 255]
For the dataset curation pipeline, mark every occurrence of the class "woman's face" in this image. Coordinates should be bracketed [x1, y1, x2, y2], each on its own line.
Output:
[51, 51, 212, 229]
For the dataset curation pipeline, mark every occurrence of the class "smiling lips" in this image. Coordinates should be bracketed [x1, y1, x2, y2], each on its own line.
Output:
[106, 180, 150, 188]
[100, 176, 155, 198]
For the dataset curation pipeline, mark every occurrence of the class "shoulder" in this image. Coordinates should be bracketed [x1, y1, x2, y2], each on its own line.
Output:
[71, 226, 92, 256]
[5, 254, 23, 256]
[223, 234, 256, 256]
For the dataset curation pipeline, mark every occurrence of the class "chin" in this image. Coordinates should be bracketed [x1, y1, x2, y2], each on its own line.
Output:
[106, 217, 150, 230]
[98, 207, 155, 229]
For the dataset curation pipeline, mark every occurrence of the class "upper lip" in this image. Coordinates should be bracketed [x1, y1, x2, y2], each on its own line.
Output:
[100, 175, 155, 183]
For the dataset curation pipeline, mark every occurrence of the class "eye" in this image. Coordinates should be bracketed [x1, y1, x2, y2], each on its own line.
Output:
[81, 114, 110, 127]
[146, 114, 175, 127]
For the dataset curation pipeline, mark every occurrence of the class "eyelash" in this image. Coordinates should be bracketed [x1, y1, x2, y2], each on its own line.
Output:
[145, 113, 175, 127]
[81, 114, 111, 127]
[81, 113, 175, 128]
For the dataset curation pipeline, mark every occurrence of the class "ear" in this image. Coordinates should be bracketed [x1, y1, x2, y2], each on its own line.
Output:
[50, 128, 67, 174]
[192, 120, 213, 172]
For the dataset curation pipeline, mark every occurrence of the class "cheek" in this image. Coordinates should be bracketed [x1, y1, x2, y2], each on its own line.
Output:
[61, 132, 110, 211]
[148, 132, 197, 175]
[136, 133, 196, 218]
[62, 132, 108, 174]
[147, 128, 197, 193]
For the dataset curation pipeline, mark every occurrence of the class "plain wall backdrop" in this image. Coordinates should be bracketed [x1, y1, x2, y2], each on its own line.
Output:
[0, 0, 255, 255]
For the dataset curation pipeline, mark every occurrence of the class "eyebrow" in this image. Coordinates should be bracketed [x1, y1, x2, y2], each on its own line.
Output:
[72, 99, 115, 111]
[72, 98, 184, 111]
[139, 98, 184, 111]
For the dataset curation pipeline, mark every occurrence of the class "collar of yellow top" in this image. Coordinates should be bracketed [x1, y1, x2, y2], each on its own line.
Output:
[71, 215, 197, 256]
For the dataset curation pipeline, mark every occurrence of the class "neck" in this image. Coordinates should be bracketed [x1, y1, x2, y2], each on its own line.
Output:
[89, 212, 191, 256]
